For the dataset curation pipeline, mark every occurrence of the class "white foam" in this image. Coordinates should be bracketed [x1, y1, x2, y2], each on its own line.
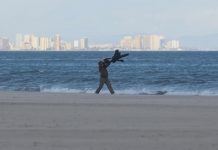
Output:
[41, 86, 167, 95]
[40, 86, 218, 96]
[41, 87, 94, 94]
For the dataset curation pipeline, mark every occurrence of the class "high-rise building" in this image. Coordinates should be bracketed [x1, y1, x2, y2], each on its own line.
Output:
[80, 38, 89, 49]
[0, 38, 10, 50]
[150, 35, 161, 50]
[15, 33, 23, 50]
[31, 35, 39, 50]
[23, 34, 32, 49]
[53, 34, 61, 50]
[120, 36, 133, 49]
[73, 40, 79, 49]
[133, 35, 142, 49]
[165, 40, 180, 50]
[23, 34, 39, 50]
[63, 42, 72, 50]
[39, 37, 50, 50]
[143, 35, 161, 50]
[142, 36, 151, 49]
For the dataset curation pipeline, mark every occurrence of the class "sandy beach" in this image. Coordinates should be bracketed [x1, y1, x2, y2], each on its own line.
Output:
[0, 92, 218, 150]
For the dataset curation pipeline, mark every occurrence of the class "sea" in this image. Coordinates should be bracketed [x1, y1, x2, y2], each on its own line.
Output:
[1, 51, 218, 95]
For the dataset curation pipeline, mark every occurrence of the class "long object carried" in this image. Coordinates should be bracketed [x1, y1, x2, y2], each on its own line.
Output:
[106, 50, 129, 63]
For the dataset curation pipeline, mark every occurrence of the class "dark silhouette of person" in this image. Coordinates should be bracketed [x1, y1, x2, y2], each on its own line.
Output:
[95, 58, 114, 94]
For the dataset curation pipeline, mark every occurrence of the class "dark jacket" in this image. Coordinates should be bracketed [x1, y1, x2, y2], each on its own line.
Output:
[98, 60, 110, 78]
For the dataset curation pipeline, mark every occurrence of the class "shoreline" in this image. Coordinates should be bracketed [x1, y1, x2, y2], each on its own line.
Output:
[2, 90, 218, 96]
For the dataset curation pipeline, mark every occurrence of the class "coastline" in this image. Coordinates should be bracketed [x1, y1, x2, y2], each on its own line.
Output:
[1, 92, 218, 150]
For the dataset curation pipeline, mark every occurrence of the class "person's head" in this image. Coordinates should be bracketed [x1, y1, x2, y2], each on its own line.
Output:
[115, 49, 119, 53]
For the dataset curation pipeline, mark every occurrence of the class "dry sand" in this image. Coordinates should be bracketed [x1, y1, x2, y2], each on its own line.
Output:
[1, 92, 218, 150]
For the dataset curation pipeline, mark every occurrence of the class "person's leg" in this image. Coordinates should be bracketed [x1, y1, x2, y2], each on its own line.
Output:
[105, 79, 115, 94]
[95, 78, 105, 94]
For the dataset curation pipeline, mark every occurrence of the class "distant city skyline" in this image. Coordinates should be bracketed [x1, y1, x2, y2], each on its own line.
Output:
[0, 0, 218, 44]
[1, 33, 181, 51]
[12, 33, 90, 50]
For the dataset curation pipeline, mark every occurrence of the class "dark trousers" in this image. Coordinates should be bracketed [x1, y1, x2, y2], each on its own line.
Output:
[95, 77, 114, 94]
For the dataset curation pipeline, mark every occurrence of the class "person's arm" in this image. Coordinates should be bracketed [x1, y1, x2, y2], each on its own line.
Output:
[103, 59, 111, 68]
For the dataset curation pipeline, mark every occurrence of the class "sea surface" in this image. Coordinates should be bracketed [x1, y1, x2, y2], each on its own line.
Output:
[1, 51, 218, 95]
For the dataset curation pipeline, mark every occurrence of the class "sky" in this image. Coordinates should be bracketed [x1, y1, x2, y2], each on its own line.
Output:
[0, 0, 218, 44]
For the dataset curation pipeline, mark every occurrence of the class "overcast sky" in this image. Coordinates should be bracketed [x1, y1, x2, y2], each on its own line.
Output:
[0, 0, 218, 43]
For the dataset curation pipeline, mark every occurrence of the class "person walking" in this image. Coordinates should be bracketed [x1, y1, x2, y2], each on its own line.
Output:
[95, 59, 115, 94]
